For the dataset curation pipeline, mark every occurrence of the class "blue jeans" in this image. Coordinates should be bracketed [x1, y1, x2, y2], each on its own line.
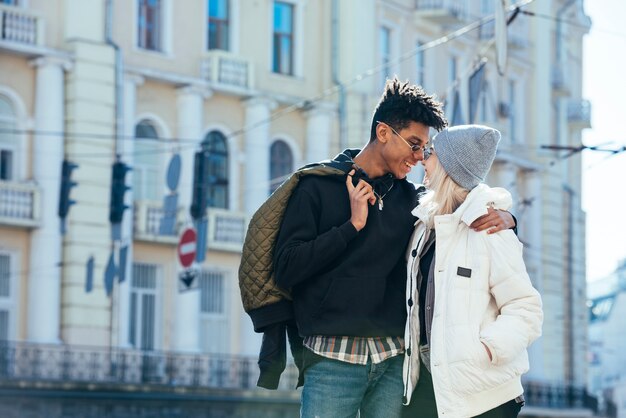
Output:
[301, 354, 404, 418]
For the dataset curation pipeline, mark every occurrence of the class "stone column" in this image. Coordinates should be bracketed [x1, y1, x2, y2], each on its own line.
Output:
[243, 96, 277, 215]
[493, 161, 518, 214]
[173, 85, 209, 352]
[114, 74, 144, 348]
[304, 102, 336, 164]
[239, 96, 276, 355]
[27, 57, 70, 343]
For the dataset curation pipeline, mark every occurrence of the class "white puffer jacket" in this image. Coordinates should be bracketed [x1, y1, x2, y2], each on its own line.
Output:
[402, 184, 543, 418]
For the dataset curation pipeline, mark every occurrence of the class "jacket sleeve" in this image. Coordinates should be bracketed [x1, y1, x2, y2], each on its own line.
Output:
[273, 181, 358, 289]
[479, 230, 543, 366]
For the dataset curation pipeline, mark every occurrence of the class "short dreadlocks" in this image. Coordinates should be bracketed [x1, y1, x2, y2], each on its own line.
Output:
[370, 77, 447, 142]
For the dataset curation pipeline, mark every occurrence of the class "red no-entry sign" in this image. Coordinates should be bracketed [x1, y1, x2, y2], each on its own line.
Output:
[178, 228, 197, 268]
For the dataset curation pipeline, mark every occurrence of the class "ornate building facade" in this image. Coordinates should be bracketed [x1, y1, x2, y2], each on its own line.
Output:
[0, 0, 592, 416]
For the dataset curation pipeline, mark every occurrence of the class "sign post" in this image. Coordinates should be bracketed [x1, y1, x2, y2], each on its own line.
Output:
[178, 228, 197, 268]
[178, 228, 198, 291]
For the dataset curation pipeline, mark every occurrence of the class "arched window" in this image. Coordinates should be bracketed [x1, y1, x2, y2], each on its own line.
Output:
[269, 140, 293, 194]
[0, 95, 17, 181]
[134, 120, 162, 200]
[201, 130, 228, 209]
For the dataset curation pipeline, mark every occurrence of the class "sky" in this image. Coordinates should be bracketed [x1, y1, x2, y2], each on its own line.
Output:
[582, 0, 626, 281]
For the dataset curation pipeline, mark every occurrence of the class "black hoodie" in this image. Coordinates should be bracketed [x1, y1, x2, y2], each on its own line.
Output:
[274, 149, 421, 337]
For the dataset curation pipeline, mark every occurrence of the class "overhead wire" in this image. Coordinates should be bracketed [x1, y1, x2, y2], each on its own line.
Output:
[2, 0, 608, 281]
[0, 0, 534, 160]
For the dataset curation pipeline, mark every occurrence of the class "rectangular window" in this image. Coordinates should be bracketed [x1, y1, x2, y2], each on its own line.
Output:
[509, 80, 516, 143]
[0, 254, 12, 341]
[138, 0, 162, 51]
[415, 41, 425, 87]
[199, 270, 229, 353]
[200, 270, 224, 314]
[380, 27, 391, 86]
[208, 0, 229, 50]
[269, 140, 293, 194]
[447, 56, 458, 116]
[0, 149, 12, 181]
[273, 1, 294, 75]
[130, 263, 158, 351]
[480, 85, 488, 122]
[0, 311, 7, 341]
[448, 56, 457, 85]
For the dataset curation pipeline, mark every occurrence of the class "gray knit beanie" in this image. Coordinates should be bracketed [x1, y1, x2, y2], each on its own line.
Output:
[432, 124, 501, 190]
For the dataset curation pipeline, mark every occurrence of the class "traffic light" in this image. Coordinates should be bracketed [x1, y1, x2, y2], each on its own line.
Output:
[58, 160, 79, 219]
[190, 150, 209, 220]
[109, 160, 131, 224]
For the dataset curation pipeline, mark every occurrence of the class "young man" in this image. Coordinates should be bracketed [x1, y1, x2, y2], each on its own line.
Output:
[272, 79, 515, 418]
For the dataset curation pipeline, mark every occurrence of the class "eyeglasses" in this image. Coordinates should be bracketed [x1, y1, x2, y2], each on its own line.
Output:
[423, 144, 434, 161]
[376, 121, 426, 154]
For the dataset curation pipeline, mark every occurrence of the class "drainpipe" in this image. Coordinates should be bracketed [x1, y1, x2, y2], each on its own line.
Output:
[556, 0, 577, 65]
[554, 0, 577, 145]
[563, 184, 576, 386]
[332, 0, 347, 149]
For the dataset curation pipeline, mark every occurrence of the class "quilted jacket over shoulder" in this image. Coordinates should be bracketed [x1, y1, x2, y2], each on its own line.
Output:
[238, 158, 354, 332]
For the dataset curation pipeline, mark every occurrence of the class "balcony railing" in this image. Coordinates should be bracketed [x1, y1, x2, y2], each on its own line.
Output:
[0, 180, 39, 228]
[567, 99, 591, 129]
[133, 199, 180, 244]
[207, 208, 247, 252]
[0, 342, 600, 415]
[133, 202, 246, 251]
[523, 380, 597, 413]
[201, 50, 254, 90]
[414, 0, 468, 25]
[0, 4, 43, 46]
[0, 341, 298, 391]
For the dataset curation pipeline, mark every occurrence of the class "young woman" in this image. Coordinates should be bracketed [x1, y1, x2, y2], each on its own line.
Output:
[401, 125, 543, 418]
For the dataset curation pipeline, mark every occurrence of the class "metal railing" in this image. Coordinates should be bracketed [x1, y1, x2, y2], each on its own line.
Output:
[133, 202, 247, 250]
[0, 4, 43, 46]
[134, 200, 171, 235]
[208, 208, 247, 252]
[414, 0, 467, 22]
[133, 199, 180, 243]
[0, 341, 298, 391]
[201, 50, 254, 90]
[0, 181, 39, 228]
[0, 341, 597, 412]
[523, 380, 597, 412]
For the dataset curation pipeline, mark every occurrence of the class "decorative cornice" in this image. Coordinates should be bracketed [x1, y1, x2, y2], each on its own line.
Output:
[176, 84, 213, 100]
[29, 55, 73, 72]
[303, 101, 338, 119]
[243, 95, 278, 111]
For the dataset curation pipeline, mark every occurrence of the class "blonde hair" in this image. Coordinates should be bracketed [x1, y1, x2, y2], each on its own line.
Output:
[420, 158, 469, 229]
